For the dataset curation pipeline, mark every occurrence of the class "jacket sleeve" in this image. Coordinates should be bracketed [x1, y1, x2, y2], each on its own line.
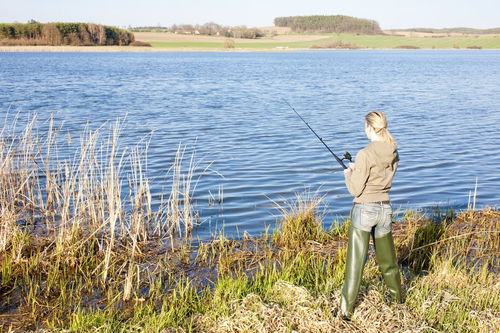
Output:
[344, 149, 370, 197]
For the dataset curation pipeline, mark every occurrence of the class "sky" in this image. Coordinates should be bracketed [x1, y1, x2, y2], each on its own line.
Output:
[1, 0, 499, 30]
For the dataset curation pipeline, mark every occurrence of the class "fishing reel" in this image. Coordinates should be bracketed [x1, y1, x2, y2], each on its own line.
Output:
[342, 152, 352, 163]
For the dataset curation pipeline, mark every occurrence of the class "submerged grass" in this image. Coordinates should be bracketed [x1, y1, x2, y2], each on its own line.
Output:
[0, 116, 499, 332]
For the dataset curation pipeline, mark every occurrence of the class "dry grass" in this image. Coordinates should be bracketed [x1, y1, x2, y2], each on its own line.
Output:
[196, 281, 417, 333]
[195, 281, 336, 332]
[272, 192, 330, 249]
[0, 115, 200, 244]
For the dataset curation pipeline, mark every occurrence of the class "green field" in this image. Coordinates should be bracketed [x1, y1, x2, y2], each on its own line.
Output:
[319, 33, 500, 49]
[150, 33, 500, 49]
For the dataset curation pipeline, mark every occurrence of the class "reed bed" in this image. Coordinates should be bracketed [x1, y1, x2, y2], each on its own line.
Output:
[0, 115, 202, 329]
[0, 116, 499, 332]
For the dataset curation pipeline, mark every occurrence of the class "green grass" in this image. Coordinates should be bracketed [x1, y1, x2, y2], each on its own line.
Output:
[150, 34, 500, 50]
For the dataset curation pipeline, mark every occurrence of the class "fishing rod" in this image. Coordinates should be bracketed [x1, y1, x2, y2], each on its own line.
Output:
[284, 100, 352, 170]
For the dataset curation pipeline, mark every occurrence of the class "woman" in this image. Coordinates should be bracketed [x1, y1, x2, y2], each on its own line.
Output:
[340, 111, 402, 320]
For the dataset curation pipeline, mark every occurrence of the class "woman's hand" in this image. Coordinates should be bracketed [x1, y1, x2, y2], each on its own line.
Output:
[344, 162, 355, 175]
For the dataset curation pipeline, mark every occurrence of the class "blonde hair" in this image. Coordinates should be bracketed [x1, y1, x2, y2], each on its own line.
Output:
[365, 111, 397, 146]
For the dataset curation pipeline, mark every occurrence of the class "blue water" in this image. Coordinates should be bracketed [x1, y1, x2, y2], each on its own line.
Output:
[1, 50, 499, 239]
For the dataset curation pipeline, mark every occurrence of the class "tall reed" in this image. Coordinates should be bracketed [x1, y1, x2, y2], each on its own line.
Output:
[0, 115, 200, 248]
[0, 115, 203, 322]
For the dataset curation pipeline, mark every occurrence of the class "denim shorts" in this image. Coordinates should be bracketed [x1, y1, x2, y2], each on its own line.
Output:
[351, 202, 393, 238]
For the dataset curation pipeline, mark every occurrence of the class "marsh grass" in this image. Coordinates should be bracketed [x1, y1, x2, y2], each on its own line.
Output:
[271, 192, 331, 248]
[0, 116, 498, 332]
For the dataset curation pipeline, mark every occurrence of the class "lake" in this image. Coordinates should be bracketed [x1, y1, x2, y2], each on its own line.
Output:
[1, 50, 499, 239]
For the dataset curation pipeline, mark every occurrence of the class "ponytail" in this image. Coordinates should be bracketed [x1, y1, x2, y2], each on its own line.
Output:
[365, 111, 397, 146]
[377, 127, 396, 146]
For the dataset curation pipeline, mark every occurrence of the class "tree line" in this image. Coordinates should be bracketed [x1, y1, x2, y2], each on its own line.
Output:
[0, 21, 135, 46]
[274, 15, 382, 34]
[131, 22, 264, 39]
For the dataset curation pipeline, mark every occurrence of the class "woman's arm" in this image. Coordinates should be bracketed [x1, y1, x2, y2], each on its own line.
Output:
[344, 149, 370, 197]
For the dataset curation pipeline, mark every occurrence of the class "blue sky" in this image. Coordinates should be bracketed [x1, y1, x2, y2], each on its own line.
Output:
[1, 0, 498, 29]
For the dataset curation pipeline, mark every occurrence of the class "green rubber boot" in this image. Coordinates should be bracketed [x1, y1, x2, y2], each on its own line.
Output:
[340, 226, 371, 319]
[374, 232, 403, 303]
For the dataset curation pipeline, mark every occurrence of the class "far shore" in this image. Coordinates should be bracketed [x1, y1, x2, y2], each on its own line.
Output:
[0, 45, 296, 52]
[1, 45, 499, 53]
[0, 45, 292, 53]
[2, 30, 500, 52]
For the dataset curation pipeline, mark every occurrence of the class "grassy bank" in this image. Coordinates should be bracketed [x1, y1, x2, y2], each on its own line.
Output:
[0, 117, 499, 332]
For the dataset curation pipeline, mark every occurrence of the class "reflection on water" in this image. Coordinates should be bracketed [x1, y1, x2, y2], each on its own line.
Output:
[1, 50, 499, 239]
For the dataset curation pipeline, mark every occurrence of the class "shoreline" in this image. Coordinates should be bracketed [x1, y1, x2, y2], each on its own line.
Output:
[1, 45, 500, 52]
[0, 45, 295, 52]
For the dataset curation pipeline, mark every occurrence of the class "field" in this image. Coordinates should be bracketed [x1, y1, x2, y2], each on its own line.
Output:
[1, 117, 499, 332]
[2, 30, 499, 52]
[133, 31, 500, 50]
